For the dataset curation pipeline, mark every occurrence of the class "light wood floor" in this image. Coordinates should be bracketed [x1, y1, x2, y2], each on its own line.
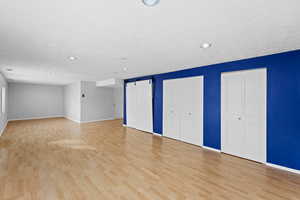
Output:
[0, 118, 299, 200]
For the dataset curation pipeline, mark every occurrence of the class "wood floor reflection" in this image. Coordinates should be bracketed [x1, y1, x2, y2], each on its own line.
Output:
[0, 118, 299, 200]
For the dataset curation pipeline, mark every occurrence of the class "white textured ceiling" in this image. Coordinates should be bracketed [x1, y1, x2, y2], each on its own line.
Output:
[0, 0, 300, 85]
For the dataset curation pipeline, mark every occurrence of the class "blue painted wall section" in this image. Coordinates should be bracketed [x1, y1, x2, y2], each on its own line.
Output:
[124, 49, 300, 170]
[203, 72, 221, 150]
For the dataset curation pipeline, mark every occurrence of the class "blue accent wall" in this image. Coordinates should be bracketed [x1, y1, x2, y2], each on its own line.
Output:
[203, 72, 221, 150]
[124, 49, 300, 170]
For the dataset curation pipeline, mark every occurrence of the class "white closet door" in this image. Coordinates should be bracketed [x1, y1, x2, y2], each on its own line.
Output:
[163, 79, 181, 140]
[221, 72, 246, 158]
[163, 76, 203, 146]
[221, 68, 266, 163]
[126, 82, 137, 128]
[135, 80, 153, 133]
[244, 69, 266, 162]
[180, 77, 203, 146]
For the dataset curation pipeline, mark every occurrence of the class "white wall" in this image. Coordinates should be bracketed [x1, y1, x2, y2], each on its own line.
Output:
[64, 82, 81, 122]
[81, 81, 114, 122]
[113, 87, 123, 119]
[0, 73, 8, 135]
[8, 83, 64, 121]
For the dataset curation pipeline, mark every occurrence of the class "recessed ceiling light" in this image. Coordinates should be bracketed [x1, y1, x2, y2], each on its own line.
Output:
[6, 68, 13, 72]
[201, 43, 212, 49]
[69, 56, 77, 60]
[143, 0, 160, 7]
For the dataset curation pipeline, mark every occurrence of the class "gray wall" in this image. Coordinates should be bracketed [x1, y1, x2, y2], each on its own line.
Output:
[0, 73, 8, 135]
[8, 83, 64, 120]
[113, 87, 123, 119]
[81, 81, 114, 122]
[64, 82, 81, 122]
[6, 81, 118, 125]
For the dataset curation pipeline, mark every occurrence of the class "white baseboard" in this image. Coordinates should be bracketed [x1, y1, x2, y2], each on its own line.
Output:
[0, 120, 8, 136]
[266, 163, 300, 175]
[64, 116, 81, 123]
[65, 117, 115, 124]
[80, 117, 115, 123]
[152, 132, 162, 137]
[9, 115, 117, 124]
[203, 146, 221, 152]
[200, 147, 300, 174]
[8, 115, 65, 122]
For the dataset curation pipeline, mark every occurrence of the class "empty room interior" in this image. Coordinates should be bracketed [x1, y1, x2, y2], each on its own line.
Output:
[0, 0, 300, 199]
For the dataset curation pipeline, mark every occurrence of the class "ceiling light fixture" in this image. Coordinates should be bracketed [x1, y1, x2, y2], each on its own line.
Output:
[143, 0, 160, 7]
[201, 43, 212, 49]
[69, 56, 77, 60]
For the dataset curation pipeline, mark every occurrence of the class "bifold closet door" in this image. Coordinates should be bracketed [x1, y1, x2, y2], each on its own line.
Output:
[163, 76, 203, 146]
[163, 79, 181, 140]
[126, 80, 153, 133]
[180, 77, 203, 146]
[221, 68, 266, 163]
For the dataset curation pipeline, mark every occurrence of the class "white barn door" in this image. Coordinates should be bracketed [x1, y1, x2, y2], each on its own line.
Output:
[135, 80, 153, 133]
[126, 80, 153, 133]
[221, 68, 267, 163]
[126, 82, 137, 128]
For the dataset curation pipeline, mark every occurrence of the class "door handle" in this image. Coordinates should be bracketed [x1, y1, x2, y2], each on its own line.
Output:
[237, 117, 242, 120]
